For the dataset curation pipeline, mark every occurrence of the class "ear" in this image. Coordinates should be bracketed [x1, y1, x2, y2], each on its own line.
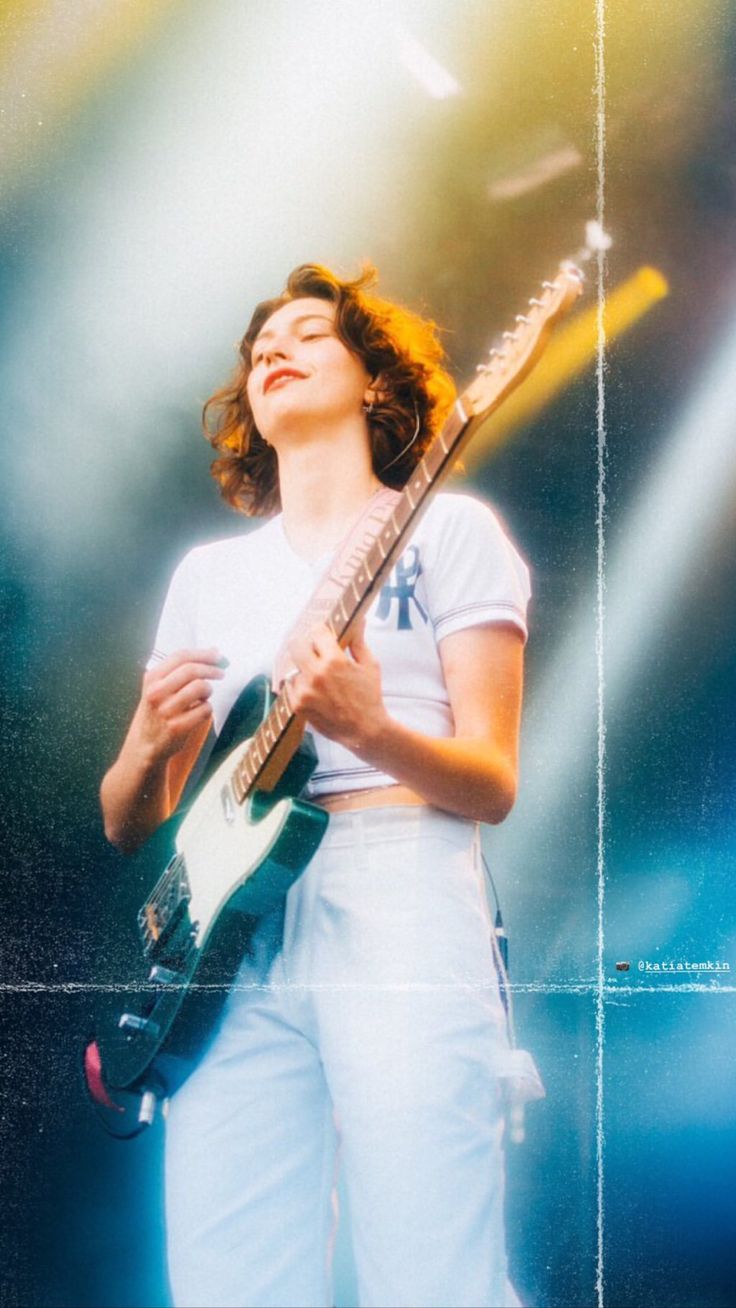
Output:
[363, 374, 387, 407]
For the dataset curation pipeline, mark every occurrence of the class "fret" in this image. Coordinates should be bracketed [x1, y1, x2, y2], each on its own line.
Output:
[445, 403, 468, 445]
[327, 602, 346, 636]
[341, 548, 364, 580]
[321, 402, 474, 645]
[425, 444, 442, 477]
[357, 525, 379, 557]
[364, 539, 385, 580]
[218, 264, 583, 814]
[393, 499, 412, 531]
[423, 441, 445, 479]
[228, 700, 295, 804]
[413, 461, 432, 490]
[226, 404, 472, 807]
[267, 717, 280, 749]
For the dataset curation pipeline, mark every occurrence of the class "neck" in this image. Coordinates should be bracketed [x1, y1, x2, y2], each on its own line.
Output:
[275, 417, 381, 561]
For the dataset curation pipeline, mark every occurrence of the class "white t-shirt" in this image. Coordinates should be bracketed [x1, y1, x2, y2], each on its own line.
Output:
[149, 492, 531, 796]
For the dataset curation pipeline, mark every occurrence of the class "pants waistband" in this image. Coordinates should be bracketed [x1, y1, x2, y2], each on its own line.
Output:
[312, 783, 427, 814]
[313, 801, 479, 851]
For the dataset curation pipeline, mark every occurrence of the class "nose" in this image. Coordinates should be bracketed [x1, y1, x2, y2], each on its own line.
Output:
[260, 333, 292, 366]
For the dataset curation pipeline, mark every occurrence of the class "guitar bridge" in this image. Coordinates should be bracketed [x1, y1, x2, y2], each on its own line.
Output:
[137, 854, 191, 956]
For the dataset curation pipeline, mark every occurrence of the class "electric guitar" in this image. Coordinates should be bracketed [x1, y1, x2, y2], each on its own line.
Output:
[85, 262, 583, 1132]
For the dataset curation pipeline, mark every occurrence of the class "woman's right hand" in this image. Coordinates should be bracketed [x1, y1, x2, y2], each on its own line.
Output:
[101, 647, 227, 851]
[131, 647, 226, 764]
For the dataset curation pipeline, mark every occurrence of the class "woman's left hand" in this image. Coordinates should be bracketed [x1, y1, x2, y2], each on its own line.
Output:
[285, 620, 387, 754]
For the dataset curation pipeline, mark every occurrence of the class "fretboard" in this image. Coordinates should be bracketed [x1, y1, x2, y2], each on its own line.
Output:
[230, 397, 476, 805]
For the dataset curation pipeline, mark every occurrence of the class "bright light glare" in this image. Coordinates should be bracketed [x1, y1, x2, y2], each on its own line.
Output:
[489, 305, 736, 962]
[488, 145, 582, 200]
[394, 24, 461, 99]
[0, 0, 408, 569]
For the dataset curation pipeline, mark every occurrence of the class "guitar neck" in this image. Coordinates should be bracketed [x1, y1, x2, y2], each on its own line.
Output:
[230, 259, 583, 804]
[230, 399, 481, 804]
[322, 400, 480, 639]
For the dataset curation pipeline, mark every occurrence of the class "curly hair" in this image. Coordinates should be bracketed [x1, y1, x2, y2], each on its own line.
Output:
[202, 263, 457, 516]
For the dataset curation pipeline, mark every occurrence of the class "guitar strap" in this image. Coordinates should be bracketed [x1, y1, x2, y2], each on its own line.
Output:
[272, 486, 401, 689]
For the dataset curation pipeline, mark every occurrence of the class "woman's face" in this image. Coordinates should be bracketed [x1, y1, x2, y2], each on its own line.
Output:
[246, 296, 371, 444]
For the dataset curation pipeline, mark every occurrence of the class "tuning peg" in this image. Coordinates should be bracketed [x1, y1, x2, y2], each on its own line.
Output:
[515, 314, 531, 325]
[502, 330, 519, 341]
[528, 297, 544, 307]
[560, 259, 585, 281]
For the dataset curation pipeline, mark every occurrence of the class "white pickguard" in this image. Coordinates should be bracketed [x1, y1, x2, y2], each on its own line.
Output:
[175, 738, 293, 948]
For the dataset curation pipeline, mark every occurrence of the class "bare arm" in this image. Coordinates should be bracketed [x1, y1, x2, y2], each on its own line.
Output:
[285, 622, 524, 825]
[100, 648, 225, 853]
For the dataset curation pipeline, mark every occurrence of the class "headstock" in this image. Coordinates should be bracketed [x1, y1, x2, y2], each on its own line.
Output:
[462, 261, 584, 420]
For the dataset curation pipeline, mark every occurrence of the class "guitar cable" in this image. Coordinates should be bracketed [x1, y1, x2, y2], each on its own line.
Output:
[80, 1033, 166, 1141]
[84, 855, 515, 1141]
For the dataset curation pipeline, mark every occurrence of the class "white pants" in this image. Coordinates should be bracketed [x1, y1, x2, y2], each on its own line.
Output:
[165, 806, 521, 1308]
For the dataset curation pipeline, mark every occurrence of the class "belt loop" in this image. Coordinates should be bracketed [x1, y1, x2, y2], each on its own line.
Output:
[473, 822, 481, 870]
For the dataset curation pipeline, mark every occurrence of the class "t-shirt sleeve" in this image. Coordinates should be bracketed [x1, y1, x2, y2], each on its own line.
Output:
[422, 495, 531, 644]
[146, 551, 200, 670]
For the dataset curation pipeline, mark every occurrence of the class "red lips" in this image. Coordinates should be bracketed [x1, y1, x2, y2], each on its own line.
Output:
[263, 367, 307, 394]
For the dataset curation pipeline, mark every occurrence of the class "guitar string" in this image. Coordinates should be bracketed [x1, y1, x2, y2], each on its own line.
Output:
[137, 286, 564, 943]
[141, 415, 476, 928]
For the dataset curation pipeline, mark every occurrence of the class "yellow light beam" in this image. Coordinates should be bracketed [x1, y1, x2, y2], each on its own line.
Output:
[463, 265, 670, 471]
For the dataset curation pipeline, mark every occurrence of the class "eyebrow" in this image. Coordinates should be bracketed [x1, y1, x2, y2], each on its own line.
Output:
[252, 312, 334, 348]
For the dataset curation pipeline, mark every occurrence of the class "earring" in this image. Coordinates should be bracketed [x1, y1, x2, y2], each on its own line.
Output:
[380, 402, 421, 471]
[362, 398, 374, 415]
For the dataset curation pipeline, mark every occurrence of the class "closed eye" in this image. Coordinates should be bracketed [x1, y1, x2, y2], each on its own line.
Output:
[252, 333, 325, 363]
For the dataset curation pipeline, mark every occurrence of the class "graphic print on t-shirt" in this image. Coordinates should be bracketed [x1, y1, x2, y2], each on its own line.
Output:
[375, 546, 428, 631]
[149, 494, 530, 794]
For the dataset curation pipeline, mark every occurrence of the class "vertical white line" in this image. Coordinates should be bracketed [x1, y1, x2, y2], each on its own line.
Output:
[593, 2, 607, 1306]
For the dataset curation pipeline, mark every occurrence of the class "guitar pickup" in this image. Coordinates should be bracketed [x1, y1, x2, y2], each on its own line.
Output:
[137, 855, 191, 956]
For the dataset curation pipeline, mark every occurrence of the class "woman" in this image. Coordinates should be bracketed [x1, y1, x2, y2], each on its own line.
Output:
[101, 264, 536, 1308]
